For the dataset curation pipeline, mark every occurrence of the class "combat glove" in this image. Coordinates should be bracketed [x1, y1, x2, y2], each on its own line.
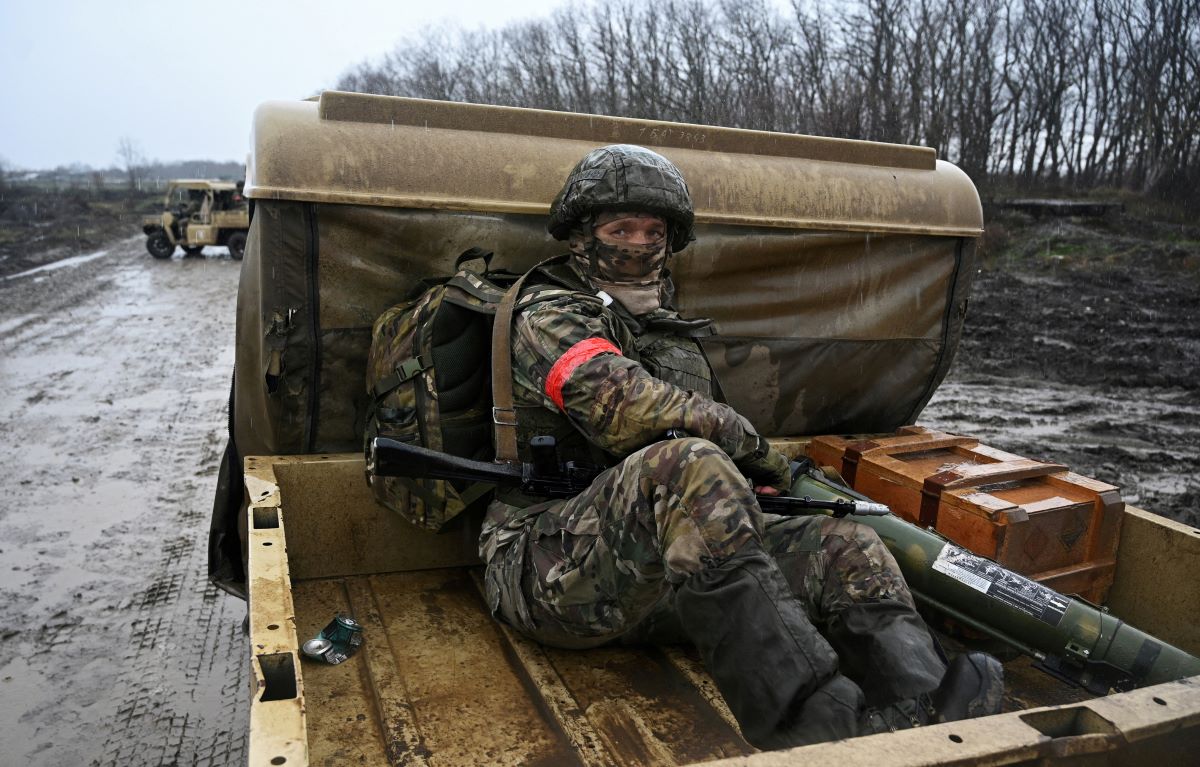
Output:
[737, 436, 792, 493]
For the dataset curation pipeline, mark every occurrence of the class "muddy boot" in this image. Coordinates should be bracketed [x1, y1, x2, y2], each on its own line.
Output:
[860, 652, 1004, 734]
[676, 547, 865, 749]
[932, 651, 1004, 722]
[826, 600, 947, 706]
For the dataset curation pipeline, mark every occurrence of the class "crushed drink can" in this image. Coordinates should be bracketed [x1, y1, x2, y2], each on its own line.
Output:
[301, 614, 364, 665]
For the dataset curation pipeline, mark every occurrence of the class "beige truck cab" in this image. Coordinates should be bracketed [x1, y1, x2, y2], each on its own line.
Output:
[213, 91, 1200, 766]
[142, 179, 249, 259]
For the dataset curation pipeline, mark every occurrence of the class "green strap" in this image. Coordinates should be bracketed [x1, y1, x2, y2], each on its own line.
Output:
[492, 256, 567, 464]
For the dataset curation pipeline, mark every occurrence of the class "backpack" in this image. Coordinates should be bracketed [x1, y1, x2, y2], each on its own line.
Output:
[363, 248, 515, 531]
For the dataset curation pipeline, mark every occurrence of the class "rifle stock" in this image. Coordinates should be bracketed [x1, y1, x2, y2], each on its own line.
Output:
[369, 437, 524, 488]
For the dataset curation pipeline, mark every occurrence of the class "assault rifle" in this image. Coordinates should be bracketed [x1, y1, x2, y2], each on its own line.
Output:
[367, 435, 1200, 694]
[368, 435, 889, 518]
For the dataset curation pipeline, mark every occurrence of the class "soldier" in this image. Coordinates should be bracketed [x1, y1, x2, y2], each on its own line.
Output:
[480, 144, 1003, 749]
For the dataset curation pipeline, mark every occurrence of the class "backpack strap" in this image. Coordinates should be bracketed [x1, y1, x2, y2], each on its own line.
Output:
[371, 355, 430, 401]
[455, 246, 493, 271]
[491, 257, 567, 465]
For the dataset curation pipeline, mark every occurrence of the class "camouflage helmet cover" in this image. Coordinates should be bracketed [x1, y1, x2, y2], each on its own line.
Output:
[548, 144, 696, 252]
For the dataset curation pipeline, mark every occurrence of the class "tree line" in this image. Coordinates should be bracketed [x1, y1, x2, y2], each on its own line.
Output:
[337, 0, 1200, 202]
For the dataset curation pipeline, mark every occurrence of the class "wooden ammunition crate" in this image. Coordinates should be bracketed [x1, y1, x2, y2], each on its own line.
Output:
[806, 426, 1124, 603]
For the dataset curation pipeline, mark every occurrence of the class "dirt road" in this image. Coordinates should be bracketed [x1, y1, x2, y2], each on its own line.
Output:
[0, 224, 1194, 766]
[0, 238, 246, 766]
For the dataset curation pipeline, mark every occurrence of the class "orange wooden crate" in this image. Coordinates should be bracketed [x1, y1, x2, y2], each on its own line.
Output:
[806, 426, 1124, 604]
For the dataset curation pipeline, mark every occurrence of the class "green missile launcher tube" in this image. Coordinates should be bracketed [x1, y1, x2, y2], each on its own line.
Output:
[790, 470, 1200, 694]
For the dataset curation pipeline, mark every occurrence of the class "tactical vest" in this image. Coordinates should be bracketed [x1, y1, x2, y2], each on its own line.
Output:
[512, 260, 719, 469]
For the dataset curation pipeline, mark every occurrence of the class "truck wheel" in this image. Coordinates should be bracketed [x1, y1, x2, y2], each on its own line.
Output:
[146, 232, 174, 259]
[226, 232, 247, 261]
[182, 245, 205, 257]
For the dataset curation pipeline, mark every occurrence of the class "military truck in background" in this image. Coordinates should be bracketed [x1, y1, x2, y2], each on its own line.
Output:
[142, 179, 249, 260]
[211, 91, 1200, 766]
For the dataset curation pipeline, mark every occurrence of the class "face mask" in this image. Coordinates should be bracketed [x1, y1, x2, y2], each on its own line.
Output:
[568, 228, 670, 315]
[589, 239, 669, 281]
[568, 226, 669, 282]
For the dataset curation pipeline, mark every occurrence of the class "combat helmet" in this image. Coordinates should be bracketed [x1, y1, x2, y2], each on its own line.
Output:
[548, 145, 695, 252]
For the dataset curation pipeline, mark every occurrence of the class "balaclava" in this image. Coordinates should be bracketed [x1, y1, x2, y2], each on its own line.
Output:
[567, 211, 670, 315]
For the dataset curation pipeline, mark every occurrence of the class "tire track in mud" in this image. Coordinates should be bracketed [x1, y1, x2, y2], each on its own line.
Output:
[90, 269, 248, 767]
[0, 244, 248, 766]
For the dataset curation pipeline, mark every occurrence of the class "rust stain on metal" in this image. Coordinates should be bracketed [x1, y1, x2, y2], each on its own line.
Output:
[588, 698, 682, 767]
[362, 569, 583, 765]
[546, 645, 754, 764]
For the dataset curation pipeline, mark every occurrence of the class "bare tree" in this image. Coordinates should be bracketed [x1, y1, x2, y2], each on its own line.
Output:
[663, 1, 722, 125]
[116, 136, 146, 193]
[330, 0, 1200, 204]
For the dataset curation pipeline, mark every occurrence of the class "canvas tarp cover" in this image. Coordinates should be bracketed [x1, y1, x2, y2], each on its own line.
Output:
[240, 200, 972, 452]
[209, 201, 974, 594]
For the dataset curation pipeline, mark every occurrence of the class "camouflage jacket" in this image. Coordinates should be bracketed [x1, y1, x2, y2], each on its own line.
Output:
[510, 262, 767, 469]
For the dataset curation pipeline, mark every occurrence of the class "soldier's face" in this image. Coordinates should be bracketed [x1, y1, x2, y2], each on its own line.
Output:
[593, 214, 667, 248]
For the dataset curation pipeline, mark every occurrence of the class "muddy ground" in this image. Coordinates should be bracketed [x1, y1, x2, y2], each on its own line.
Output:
[0, 239, 246, 765]
[0, 212, 1196, 765]
[924, 209, 1200, 526]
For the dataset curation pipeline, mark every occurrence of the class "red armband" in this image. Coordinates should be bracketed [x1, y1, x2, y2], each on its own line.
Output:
[545, 337, 621, 411]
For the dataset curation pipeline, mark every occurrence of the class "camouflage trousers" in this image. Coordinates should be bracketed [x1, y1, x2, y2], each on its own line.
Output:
[480, 437, 943, 702]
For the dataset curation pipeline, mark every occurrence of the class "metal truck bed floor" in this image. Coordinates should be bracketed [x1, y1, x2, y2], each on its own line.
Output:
[290, 568, 1092, 767]
[293, 569, 752, 766]
[247, 453, 1200, 767]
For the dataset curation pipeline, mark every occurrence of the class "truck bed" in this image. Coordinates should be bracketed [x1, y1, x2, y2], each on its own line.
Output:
[292, 568, 1101, 767]
[246, 454, 1200, 767]
[295, 569, 748, 765]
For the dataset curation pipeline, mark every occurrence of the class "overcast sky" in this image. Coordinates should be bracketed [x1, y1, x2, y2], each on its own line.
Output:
[0, 0, 574, 170]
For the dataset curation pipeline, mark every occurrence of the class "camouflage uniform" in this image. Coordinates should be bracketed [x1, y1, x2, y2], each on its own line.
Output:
[480, 144, 966, 748]
[479, 259, 944, 706]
